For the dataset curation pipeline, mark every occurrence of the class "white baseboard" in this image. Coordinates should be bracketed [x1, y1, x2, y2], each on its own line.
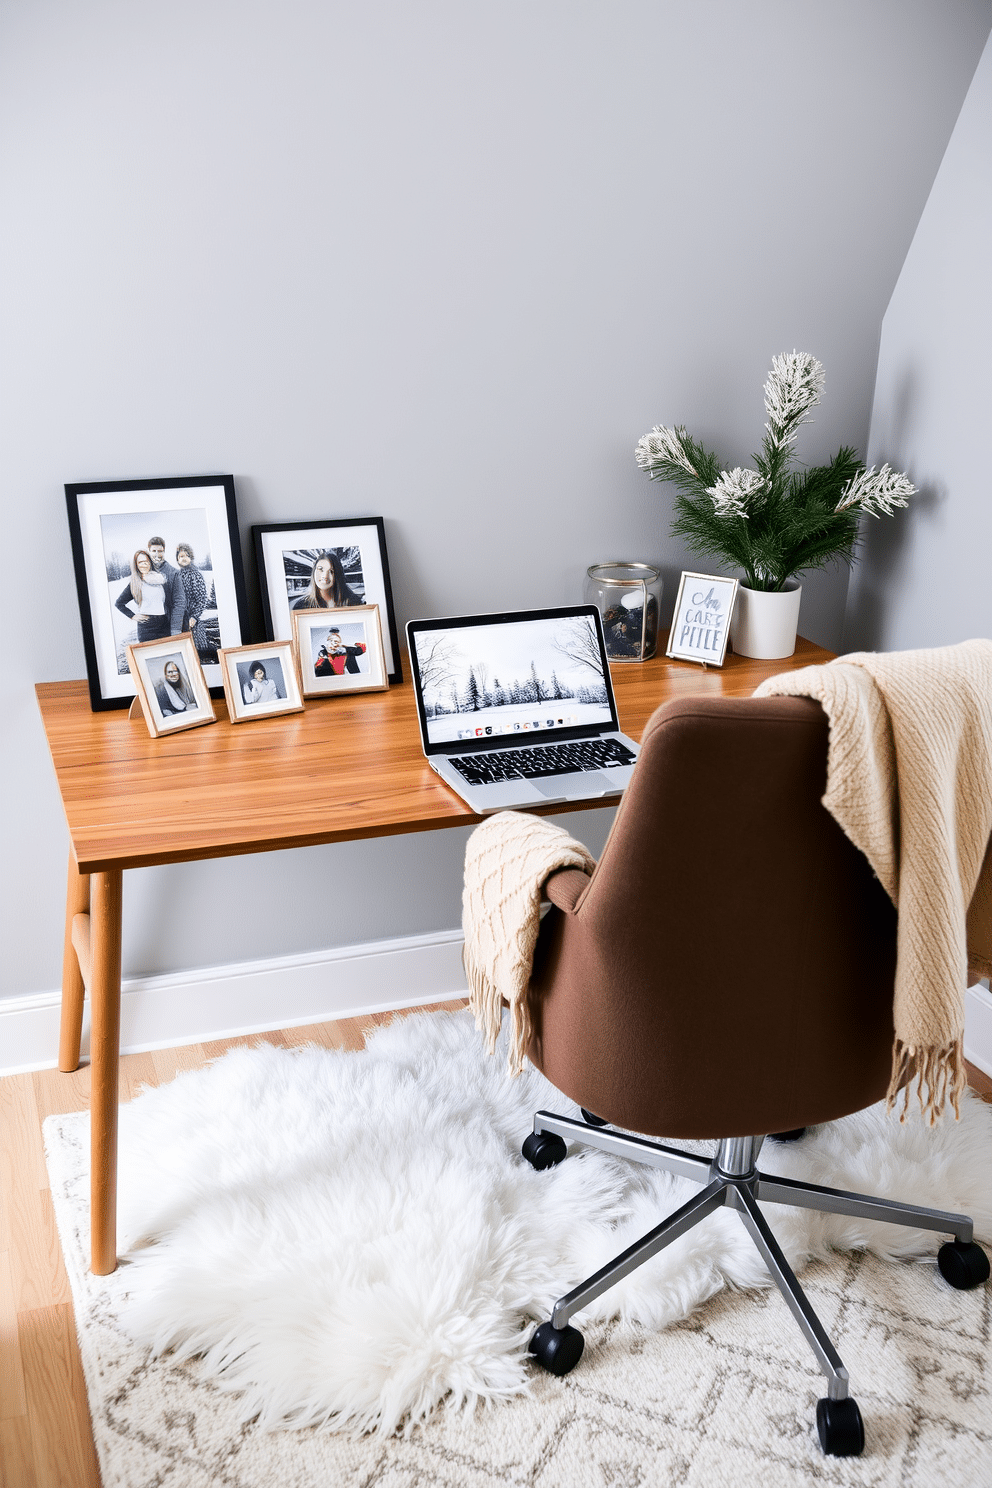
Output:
[5, 945, 987, 1084]
[0, 930, 468, 1077]
[964, 981, 992, 1080]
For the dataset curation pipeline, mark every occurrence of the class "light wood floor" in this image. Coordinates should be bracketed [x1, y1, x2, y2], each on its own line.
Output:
[1, 1010, 990, 1488]
[0, 1002, 466, 1488]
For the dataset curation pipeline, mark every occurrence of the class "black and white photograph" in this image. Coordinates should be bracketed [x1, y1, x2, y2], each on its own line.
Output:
[292, 604, 389, 697]
[218, 641, 304, 724]
[103, 511, 217, 663]
[286, 548, 365, 610]
[125, 632, 217, 738]
[253, 517, 402, 682]
[410, 612, 613, 745]
[66, 475, 249, 709]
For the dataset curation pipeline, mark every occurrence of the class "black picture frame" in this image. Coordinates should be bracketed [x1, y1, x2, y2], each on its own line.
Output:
[65, 474, 250, 711]
[252, 516, 403, 684]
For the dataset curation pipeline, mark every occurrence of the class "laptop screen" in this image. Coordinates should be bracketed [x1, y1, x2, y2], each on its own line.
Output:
[407, 606, 619, 752]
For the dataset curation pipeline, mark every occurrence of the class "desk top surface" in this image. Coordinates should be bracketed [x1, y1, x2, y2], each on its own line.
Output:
[37, 633, 834, 874]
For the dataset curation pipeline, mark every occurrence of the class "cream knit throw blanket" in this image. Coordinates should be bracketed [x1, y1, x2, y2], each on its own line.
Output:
[463, 811, 596, 1076]
[755, 639, 992, 1120]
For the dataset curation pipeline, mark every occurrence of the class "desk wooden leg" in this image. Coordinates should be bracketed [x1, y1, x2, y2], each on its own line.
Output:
[89, 870, 123, 1276]
[59, 855, 90, 1072]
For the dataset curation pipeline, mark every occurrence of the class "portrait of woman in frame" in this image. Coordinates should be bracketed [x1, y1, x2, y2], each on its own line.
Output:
[125, 632, 217, 739]
[253, 517, 402, 683]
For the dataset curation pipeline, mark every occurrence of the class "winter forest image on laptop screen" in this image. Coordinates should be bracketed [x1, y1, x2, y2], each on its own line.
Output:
[416, 615, 613, 744]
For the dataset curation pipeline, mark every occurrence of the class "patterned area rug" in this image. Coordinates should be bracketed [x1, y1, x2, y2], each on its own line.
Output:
[45, 1012, 992, 1487]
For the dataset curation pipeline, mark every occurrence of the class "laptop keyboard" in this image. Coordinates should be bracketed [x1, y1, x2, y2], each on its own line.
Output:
[452, 738, 636, 786]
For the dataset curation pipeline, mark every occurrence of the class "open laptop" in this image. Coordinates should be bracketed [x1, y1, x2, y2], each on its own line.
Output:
[407, 605, 640, 813]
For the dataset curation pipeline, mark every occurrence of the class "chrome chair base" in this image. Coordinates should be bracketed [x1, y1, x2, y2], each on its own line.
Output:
[524, 1110, 988, 1456]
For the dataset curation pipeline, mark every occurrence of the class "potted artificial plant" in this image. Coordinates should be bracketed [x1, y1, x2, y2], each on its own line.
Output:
[635, 352, 916, 658]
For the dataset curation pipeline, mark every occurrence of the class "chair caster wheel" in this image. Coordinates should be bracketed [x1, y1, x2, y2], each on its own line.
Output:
[528, 1320, 584, 1376]
[937, 1239, 991, 1290]
[580, 1108, 608, 1126]
[522, 1131, 567, 1170]
[768, 1128, 807, 1143]
[816, 1396, 864, 1457]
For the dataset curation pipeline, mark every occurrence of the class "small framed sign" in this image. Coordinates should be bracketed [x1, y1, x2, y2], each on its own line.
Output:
[666, 572, 738, 666]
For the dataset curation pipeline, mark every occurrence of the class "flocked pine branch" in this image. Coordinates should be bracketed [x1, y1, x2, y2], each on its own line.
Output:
[756, 351, 826, 498]
[635, 426, 723, 498]
[706, 467, 764, 518]
[635, 425, 700, 480]
[835, 463, 916, 517]
[763, 351, 825, 451]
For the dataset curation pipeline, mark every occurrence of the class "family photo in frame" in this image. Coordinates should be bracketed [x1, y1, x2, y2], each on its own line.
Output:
[218, 641, 305, 724]
[253, 517, 402, 683]
[292, 605, 389, 697]
[126, 633, 217, 738]
[66, 475, 249, 709]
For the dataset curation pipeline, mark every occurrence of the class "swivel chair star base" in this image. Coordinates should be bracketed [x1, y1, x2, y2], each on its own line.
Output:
[522, 1112, 989, 1457]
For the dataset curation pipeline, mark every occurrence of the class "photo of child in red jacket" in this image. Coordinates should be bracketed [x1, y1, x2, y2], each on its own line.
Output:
[314, 627, 367, 677]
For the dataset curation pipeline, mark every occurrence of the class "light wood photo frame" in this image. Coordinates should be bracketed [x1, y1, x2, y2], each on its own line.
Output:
[292, 604, 389, 698]
[218, 641, 305, 724]
[125, 632, 217, 738]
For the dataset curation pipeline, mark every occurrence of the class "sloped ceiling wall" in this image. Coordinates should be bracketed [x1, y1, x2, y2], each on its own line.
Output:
[845, 30, 992, 651]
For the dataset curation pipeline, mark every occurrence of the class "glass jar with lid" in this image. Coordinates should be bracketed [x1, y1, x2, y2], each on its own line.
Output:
[584, 562, 663, 661]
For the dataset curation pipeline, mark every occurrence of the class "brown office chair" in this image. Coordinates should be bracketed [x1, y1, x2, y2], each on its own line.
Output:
[518, 694, 990, 1458]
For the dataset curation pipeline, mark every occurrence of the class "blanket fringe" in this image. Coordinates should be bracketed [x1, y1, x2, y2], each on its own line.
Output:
[464, 950, 531, 1078]
[886, 1038, 965, 1123]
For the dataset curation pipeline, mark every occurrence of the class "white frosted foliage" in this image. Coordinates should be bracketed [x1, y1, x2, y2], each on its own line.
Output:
[705, 467, 764, 517]
[634, 424, 698, 478]
[836, 463, 917, 517]
[763, 351, 825, 449]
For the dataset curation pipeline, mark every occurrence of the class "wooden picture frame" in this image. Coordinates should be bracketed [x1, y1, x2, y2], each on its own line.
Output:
[252, 516, 402, 683]
[218, 641, 305, 724]
[125, 632, 217, 738]
[292, 604, 389, 697]
[666, 572, 738, 666]
[65, 474, 249, 710]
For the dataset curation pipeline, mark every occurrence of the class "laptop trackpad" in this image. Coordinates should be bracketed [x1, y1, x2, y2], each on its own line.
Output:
[532, 771, 615, 798]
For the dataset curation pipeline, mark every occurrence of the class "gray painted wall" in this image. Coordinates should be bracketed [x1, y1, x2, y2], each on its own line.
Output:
[844, 31, 992, 651]
[3, 1, 990, 999]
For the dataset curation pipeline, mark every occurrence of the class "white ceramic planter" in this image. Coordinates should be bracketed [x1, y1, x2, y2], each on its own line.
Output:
[730, 582, 802, 660]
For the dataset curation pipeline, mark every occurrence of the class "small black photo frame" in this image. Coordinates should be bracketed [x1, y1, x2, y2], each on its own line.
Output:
[252, 516, 402, 684]
[66, 474, 250, 710]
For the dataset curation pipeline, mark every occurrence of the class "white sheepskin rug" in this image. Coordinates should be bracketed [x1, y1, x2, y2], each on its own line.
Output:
[111, 1009, 992, 1439]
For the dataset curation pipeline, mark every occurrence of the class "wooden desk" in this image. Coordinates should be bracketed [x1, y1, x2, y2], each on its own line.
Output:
[37, 633, 833, 1273]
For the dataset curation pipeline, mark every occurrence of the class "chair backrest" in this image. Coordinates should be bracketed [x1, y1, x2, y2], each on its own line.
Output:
[528, 694, 897, 1139]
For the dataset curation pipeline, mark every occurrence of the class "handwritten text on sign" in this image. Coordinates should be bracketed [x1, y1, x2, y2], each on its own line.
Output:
[666, 572, 739, 667]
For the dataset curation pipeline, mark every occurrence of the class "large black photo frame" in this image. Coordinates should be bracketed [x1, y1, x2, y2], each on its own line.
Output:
[252, 516, 403, 684]
[65, 474, 250, 711]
